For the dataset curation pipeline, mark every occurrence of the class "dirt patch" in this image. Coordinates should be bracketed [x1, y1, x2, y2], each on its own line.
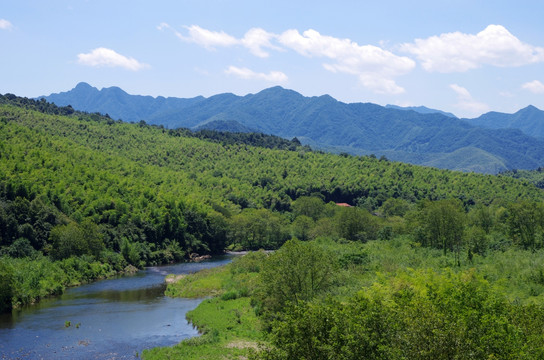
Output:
[224, 340, 259, 350]
[165, 274, 186, 284]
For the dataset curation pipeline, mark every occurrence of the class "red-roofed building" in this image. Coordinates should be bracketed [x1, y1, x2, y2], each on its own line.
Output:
[335, 203, 352, 207]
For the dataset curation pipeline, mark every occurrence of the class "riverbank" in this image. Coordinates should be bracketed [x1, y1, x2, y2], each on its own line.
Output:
[142, 252, 266, 359]
[0, 255, 133, 312]
[0, 258, 234, 359]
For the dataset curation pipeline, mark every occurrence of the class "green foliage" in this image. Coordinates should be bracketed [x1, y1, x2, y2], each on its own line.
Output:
[1, 94, 544, 320]
[290, 215, 314, 241]
[143, 297, 261, 360]
[0, 237, 39, 258]
[120, 238, 142, 267]
[0, 261, 14, 312]
[230, 250, 268, 275]
[157, 236, 544, 359]
[501, 167, 544, 189]
[507, 201, 544, 250]
[36, 85, 544, 173]
[256, 239, 336, 314]
[0, 254, 117, 310]
[49, 220, 104, 260]
[291, 196, 325, 220]
[335, 206, 380, 242]
[228, 209, 289, 250]
[166, 252, 266, 299]
[165, 266, 230, 298]
[379, 197, 413, 217]
[256, 269, 544, 360]
[411, 199, 465, 260]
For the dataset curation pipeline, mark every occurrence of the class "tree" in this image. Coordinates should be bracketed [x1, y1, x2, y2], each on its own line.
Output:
[379, 197, 412, 217]
[292, 196, 325, 221]
[291, 215, 314, 241]
[228, 209, 288, 250]
[507, 201, 544, 250]
[49, 220, 104, 260]
[257, 239, 336, 314]
[416, 199, 465, 263]
[468, 204, 494, 234]
[335, 206, 379, 242]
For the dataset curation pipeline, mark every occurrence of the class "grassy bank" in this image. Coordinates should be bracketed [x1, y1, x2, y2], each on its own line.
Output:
[0, 254, 135, 311]
[142, 253, 266, 359]
[145, 236, 544, 359]
[143, 296, 262, 359]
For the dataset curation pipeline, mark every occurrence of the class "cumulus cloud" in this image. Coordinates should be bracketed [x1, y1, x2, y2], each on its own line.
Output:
[159, 23, 279, 57]
[401, 25, 544, 72]
[278, 29, 415, 94]
[77, 48, 148, 71]
[0, 19, 13, 30]
[225, 66, 288, 83]
[240, 28, 282, 58]
[159, 24, 414, 94]
[450, 84, 489, 116]
[176, 24, 238, 49]
[522, 80, 544, 94]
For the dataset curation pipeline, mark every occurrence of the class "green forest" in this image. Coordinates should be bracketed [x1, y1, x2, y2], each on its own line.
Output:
[1, 94, 544, 358]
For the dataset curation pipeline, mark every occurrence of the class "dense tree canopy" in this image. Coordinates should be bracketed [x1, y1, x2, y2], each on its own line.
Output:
[0, 94, 543, 312]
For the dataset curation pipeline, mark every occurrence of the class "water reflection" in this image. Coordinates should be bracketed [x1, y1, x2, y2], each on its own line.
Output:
[0, 256, 233, 359]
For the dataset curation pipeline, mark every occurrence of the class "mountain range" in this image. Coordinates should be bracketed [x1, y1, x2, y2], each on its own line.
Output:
[466, 105, 544, 139]
[40, 82, 544, 174]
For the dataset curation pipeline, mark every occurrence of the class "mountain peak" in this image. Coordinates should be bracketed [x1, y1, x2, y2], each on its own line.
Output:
[102, 85, 128, 96]
[73, 82, 96, 92]
[74, 81, 92, 89]
[519, 105, 540, 113]
[70, 82, 98, 96]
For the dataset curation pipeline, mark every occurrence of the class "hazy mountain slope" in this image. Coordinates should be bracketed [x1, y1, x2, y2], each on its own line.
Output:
[40, 84, 544, 173]
[41, 82, 204, 122]
[467, 105, 544, 138]
[385, 104, 457, 118]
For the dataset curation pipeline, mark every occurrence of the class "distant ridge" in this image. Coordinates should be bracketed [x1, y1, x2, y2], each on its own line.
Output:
[385, 104, 457, 118]
[466, 105, 544, 138]
[41, 82, 204, 122]
[39, 83, 544, 174]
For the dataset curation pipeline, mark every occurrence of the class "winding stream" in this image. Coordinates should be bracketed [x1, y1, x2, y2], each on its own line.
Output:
[0, 256, 233, 359]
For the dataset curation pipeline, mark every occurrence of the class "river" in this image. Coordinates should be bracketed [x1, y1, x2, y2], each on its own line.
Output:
[0, 256, 233, 359]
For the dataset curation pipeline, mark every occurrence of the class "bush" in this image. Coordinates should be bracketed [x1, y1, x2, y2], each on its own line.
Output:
[256, 269, 544, 360]
[256, 239, 336, 314]
[1, 237, 38, 258]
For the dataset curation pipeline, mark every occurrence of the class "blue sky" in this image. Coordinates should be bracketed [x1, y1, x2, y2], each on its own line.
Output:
[1, 0, 544, 118]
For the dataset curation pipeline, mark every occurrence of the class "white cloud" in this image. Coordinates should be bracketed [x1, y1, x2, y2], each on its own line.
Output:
[77, 48, 148, 71]
[450, 84, 471, 98]
[522, 80, 544, 94]
[278, 29, 415, 94]
[225, 66, 288, 83]
[450, 84, 489, 116]
[401, 25, 544, 72]
[178, 25, 239, 49]
[240, 28, 282, 58]
[0, 19, 13, 30]
[160, 23, 279, 57]
[159, 24, 414, 94]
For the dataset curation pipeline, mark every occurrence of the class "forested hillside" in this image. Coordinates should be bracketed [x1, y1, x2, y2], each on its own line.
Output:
[501, 167, 544, 189]
[467, 105, 544, 138]
[1, 94, 543, 312]
[41, 83, 544, 173]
